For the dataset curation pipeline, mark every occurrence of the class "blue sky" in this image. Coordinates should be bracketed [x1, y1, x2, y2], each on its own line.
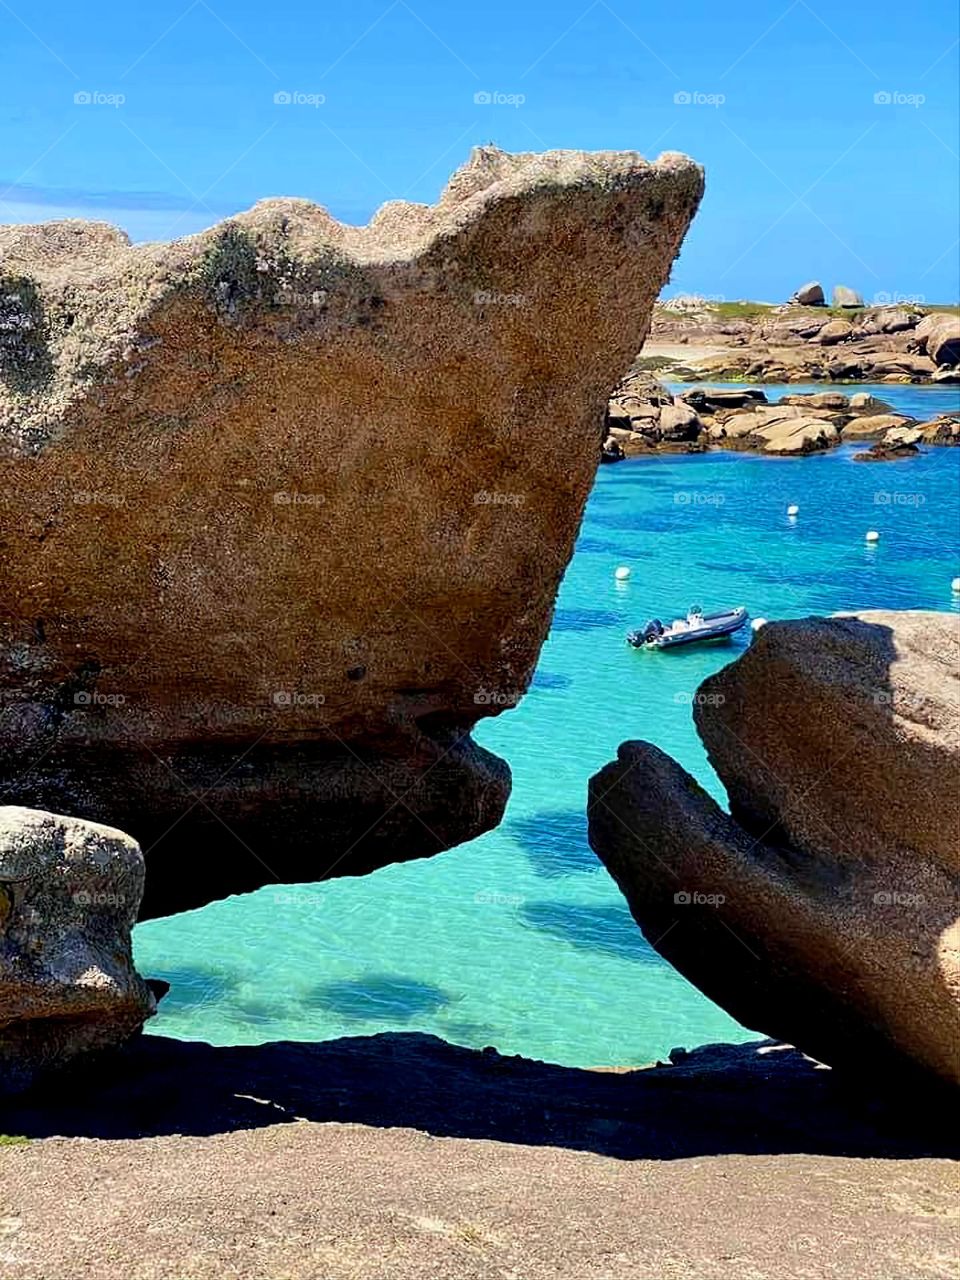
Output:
[2, 0, 958, 300]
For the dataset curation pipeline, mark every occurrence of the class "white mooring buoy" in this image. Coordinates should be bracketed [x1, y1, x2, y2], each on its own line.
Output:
[952, 577, 960, 593]
[615, 566, 631, 581]
[865, 530, 880, 543]
[751, 617, 768, 633]
[787, 504, 799, 517]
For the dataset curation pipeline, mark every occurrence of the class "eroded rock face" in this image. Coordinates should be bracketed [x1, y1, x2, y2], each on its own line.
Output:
[588, 611, 960, 1085]
[0, 146, 704, 917]
[916, 313, 960, 367]
[0, 806, 154, 1092]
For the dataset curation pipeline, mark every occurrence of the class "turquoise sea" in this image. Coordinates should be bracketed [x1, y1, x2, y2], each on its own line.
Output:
[136, 384, 960, 1067]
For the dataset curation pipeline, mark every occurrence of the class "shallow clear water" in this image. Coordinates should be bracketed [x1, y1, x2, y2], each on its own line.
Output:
[136, 382, 960, 1067]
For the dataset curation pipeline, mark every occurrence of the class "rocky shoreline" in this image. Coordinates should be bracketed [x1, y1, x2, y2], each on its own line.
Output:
[604, 368, 959, 457]
[638, 294, 960, 385]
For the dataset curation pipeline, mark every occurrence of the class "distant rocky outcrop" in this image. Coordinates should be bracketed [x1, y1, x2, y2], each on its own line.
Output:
[642, 298, 960, 383]
[0, 806, 155, 1093]
[0, 146, 704, 918]
[588, 611, 960, 1087]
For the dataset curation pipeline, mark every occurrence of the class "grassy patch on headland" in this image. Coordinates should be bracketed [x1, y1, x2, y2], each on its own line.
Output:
[0, 1134, 29, 1147]
[705, 301, 773, 320]
[630, 354, 682, 372]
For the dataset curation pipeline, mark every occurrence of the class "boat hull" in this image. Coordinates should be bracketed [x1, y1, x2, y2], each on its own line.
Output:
[628, 608, 749, 650]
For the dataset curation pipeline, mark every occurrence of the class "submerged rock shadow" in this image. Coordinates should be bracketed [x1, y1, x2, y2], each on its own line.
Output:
[305, 973, 451, 1023]
[520, 900, 660, 962]
[508, 809, 599, 878]
[551, 607, 624, 634]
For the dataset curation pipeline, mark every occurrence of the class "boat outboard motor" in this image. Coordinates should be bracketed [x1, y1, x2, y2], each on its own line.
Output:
[628, 618, 664, 647]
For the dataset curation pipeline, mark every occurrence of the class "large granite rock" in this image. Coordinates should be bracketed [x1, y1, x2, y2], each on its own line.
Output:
[791, 280, 824, 306]
[710, 406, 840, 454]
[0, 806, 154, 1093]
[841, 412, 916, 438]
[815, 318, 853, 345]
[831, 285, 864, 308]
[0, 146, 703, 918]
[588, 611, 960, 1086]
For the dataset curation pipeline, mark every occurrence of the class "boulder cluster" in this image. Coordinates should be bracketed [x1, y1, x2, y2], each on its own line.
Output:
[648, 300, 960, 384]
[605, 371, 958, 457]
[790, 281, 866, 308]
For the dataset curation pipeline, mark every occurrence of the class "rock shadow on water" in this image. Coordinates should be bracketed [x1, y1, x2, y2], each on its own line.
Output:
[531, 670, 573, 692]
[509, 809, 600, 878]
[575, 536, 627, 556]
[520, 901, 663, 963]
[589, 510, 687, 535]
[144, 963, 240, 1013]
[551, 607, 623, 634]
[605, 470, 686, 487]
[305, 973, 451, 1024]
